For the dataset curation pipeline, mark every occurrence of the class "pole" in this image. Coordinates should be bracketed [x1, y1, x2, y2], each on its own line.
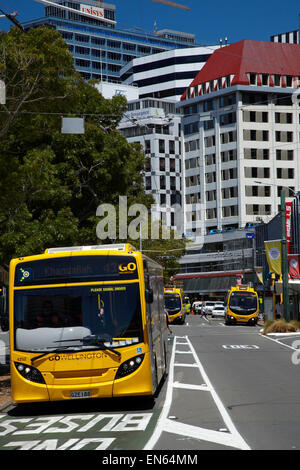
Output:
[281, 190, 289, 321]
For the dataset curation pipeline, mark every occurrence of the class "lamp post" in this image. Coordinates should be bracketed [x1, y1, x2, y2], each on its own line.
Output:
[280, 190, 290, 321]
[0, 9, 24, 31]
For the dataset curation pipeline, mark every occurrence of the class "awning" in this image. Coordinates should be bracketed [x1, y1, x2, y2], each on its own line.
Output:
[181, 273, 253, 294]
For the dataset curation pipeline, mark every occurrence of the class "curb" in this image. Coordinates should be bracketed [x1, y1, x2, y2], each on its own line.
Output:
[0, 374, 12, 412]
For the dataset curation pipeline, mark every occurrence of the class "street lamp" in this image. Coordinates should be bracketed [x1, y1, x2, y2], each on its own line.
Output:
[0, 9, 24, 31]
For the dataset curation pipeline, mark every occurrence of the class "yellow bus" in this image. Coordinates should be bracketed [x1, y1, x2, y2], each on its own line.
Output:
[8, 244, 168, 403]
[164, 287, 186, 324]
[225, 285, 259, 326]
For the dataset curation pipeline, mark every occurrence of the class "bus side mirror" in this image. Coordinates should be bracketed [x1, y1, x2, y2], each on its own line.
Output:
[145, 289, 153, 304]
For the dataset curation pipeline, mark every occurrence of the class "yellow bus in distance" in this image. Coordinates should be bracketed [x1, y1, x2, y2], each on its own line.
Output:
[164, 287, 186, 324]
[9, 244, 168, 403]
[225, 285, 259, 326]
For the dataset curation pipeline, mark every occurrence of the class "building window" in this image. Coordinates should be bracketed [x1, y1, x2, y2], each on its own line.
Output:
[276, 168, 294, 179]
[249, 73, 256, 85]
[275, 131, 293, 142]
[145, 176, 151, 190]
[159, 140, 165, 153]
[75, 58, 90, 68]
[244, 167, 270, 178]
[243, 129, 269, 141]
[276, 149, 294, 160]
[169, 140, 175, 154]
[75, 46, 90, 55]
[160, 175, 166, 189]
[75, 34, 89, 43]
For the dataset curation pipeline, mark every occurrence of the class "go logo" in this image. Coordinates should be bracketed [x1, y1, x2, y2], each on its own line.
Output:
[119, 262, 137, 273]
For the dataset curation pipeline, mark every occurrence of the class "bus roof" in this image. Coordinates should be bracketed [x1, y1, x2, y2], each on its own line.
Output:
[45, 244, 137, 254]
[229, 285, 256, 292]
[164, 287, 183, 294]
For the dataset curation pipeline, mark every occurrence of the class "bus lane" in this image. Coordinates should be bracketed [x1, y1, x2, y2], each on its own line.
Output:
[0, 398, 163, 450]
[185, 318, 300, 450]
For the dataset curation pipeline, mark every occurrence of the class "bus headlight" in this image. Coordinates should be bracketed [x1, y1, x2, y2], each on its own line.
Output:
[15, 362, 45, 384]
[115, 354, 144, 379]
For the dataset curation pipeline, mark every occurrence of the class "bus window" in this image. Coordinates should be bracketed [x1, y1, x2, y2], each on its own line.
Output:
[14, 284, 143, 351]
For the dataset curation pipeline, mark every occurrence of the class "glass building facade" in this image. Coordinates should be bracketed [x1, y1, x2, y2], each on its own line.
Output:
[22, 0, 197, 82]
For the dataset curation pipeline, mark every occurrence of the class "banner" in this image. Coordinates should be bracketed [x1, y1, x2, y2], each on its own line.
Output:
[264, 240, 282, 275]
[286, 202, 292, 254]
[254, 267, 263, 284]
[288, 254, 300, 279]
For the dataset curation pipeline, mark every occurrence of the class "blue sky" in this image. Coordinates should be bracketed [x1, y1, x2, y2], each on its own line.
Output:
[0, 0, 299, 45]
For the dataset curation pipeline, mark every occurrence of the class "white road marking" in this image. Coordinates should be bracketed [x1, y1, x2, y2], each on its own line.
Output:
[144, 335, 250, 450]
[260, 333, 300, 351]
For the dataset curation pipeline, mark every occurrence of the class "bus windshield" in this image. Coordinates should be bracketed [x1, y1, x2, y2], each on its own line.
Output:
[229, 292, 258, 315]
[14, 283, 143, 352]
[164, 293, 181, 313]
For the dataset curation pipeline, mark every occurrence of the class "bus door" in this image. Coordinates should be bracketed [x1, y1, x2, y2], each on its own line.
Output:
[144, 271, 158, 393]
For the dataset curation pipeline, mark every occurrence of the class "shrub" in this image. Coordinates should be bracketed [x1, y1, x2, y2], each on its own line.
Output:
[263, 319, 297, 334]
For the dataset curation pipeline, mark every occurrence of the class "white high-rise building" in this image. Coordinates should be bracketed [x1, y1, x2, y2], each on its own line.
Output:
[118, 98, 183, 232]
[174, 39, 300, 294]
[120, 46, 219, 102]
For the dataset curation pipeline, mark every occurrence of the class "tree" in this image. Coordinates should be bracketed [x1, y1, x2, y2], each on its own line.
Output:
[0, 25, 187, 277]
[0, 26, 149, 265]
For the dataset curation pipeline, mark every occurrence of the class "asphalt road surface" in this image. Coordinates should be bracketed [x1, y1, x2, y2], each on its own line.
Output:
[1, 315, 300, 453]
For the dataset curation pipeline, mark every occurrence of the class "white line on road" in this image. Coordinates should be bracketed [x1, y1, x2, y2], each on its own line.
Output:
[144, 335, 250, 450]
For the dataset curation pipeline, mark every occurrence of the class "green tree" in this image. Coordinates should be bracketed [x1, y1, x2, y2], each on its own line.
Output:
[0, 26, 148, 264]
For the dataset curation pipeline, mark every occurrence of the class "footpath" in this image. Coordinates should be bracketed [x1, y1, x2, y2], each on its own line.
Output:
[0, 364, 11, 411]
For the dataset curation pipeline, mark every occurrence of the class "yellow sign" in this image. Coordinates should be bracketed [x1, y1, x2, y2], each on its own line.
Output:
[264, 240, 281, 275]
[254, 267, 263, 284]
[119, 262, 137, 273]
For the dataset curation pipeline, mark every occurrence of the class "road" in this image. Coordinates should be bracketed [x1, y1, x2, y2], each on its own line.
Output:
[1, 315, 300, 452]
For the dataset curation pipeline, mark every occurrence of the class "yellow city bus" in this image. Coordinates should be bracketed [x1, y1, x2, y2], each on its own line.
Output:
[164, 287, 186, 324]
[225, 285, 259, 326]
[8, 244, 168, 403]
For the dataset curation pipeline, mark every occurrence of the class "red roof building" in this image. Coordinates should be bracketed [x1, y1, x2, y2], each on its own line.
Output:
[176, 40, 300, 295]
[181, 40, 300, 101]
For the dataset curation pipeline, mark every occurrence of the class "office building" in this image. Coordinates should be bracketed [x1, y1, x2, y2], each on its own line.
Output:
[22, 0, 198, 82]
[174, 39, 300, 294]
[118, 97, 183, 232]
[120, 45, 218, 102]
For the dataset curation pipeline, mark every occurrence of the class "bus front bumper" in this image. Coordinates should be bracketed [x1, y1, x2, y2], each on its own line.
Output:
[11, 352, 153, 403]
[225, 314, 258, 325]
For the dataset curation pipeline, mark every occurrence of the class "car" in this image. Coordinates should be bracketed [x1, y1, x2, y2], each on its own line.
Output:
[192, 301, 202, 314]
[211, 305, 226, 318]
[201, 301, 215, 315]
[214, 301, 224, 307]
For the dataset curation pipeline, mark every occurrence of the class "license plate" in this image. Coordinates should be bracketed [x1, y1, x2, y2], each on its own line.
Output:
[70, 390, 92, 399]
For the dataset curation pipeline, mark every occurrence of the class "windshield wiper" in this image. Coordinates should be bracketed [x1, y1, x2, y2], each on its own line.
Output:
[31, 346, 78, 364]
[54, 335, 121, 357]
